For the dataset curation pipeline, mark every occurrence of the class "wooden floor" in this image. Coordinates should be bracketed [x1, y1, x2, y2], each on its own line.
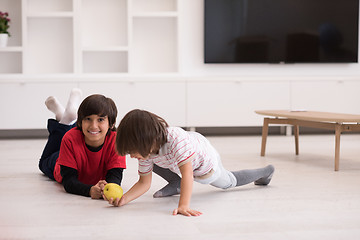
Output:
[1, 134, 360, 239]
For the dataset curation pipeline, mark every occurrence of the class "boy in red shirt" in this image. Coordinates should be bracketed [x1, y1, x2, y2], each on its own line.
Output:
[39, 89, 126, 199]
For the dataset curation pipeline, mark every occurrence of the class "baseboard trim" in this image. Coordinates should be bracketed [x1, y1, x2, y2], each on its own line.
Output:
[0, 129, 49, 139]
[0, 126, 345, 139]
[186, 126, 280, 136]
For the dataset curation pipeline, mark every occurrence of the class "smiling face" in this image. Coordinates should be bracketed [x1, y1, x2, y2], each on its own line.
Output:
[81, 114, 110, 147]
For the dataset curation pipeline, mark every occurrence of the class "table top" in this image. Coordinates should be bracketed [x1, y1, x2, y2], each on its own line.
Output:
[255, 110, 360, 123]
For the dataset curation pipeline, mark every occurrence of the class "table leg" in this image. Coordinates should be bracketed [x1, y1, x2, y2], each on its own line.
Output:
[261, 118, 269, 156]
[334, 124, 341, 171]
[294, 125, 299, 155]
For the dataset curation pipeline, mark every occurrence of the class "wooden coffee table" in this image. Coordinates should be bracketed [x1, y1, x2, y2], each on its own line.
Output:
[255, 110, 360, 171]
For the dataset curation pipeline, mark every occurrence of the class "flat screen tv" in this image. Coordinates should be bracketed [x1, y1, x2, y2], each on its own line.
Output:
[204, 0, 359, 63]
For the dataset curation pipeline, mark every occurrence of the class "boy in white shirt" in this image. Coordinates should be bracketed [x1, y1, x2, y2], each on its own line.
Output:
[107, 109, 274, 217]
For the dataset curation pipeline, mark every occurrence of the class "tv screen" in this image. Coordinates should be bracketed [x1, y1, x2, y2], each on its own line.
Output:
[204, 0, 359, 63]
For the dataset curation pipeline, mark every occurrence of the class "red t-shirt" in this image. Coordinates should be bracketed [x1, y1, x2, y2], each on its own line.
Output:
[53, 128, 126, 185]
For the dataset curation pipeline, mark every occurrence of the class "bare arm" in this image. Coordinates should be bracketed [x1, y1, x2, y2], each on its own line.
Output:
[107, 172, 152, 207]
[172, 161, 202, 216]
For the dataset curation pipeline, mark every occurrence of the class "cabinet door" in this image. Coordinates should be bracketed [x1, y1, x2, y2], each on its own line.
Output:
[187, 81, 290, 126]
[78, 81, 186, 126]
[0, 82, 78, 129]
[291, 80, 360, 114]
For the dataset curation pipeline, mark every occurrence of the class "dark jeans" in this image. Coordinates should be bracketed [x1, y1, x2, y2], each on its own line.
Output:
[39, 119, 76, 180]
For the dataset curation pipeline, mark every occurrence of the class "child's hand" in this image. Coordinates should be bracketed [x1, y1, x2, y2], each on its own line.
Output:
[106, 196, 126, 207]
[98, 180, 108, 191]
[173, 206, 202, 217]
[90, 180, 107, 199]
[90, 185, 102, 199]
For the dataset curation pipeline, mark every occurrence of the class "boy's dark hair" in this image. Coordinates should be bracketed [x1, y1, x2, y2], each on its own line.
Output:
[76, 94, 117, 131]
[116, 109, 168, 157]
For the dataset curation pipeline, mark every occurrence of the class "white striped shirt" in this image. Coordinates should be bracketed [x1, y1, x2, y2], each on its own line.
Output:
[138, 127, 216, 177]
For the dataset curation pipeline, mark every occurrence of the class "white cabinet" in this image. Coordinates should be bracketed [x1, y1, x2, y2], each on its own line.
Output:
[0, 0, 180, 130]
[0, 80, 186, 129]
[78, 80, 186, 127]
[291, 80, 360, 115]
[0, 82, 78, 129]
[187, 80, 290, 126]
[0, 0, 178, 74]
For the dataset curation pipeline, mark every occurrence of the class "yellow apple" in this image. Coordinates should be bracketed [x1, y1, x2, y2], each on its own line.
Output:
[103, 183, 123, 200]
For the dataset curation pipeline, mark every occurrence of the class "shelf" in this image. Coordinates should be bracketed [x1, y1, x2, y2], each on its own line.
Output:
[82, 46, 129, 52]
[0, 0, 178, 76]
[27, 12, 74, 18]
[0, 47, 23, 52]
[82, 51, 128, 73]
[0, 52, 22, 73]
[132, 12, 178, 17]
[27, 0, 73, 12]
[132, 0, 177, 13]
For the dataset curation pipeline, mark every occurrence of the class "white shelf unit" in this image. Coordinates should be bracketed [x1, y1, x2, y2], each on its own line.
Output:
[0, 0, 179, 75]
[0, 0, 181, 130]
[2, 0, 359, 132]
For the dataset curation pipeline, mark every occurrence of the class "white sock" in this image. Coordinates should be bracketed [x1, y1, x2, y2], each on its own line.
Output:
[45, 96, 65, 121]
[59, 88, 83, 125]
